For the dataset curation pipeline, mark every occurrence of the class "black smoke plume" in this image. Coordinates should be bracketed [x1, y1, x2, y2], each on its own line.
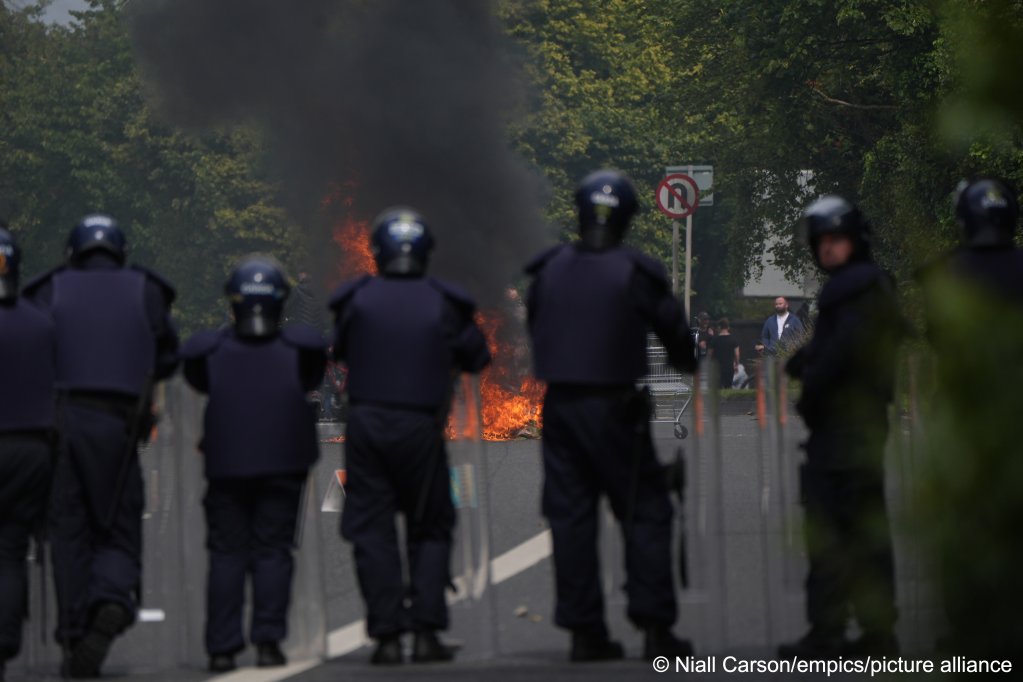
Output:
[129, 0, 549, 305]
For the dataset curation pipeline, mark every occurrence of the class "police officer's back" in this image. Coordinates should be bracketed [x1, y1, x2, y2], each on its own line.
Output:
[781, 196, 903, 659]
[21, 215, 178, 678]
[181, 256, 325, 672]
[0, 228, 57, 681]
[525, 170, 696, 662]
[329, 208, 490, 665]
[917, 178, 1023, 660]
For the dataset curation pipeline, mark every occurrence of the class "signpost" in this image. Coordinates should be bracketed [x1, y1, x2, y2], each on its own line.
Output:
[655, 165, 713, 320]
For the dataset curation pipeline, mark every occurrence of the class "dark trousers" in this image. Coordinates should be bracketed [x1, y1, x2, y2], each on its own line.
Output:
[341, 404, 454, 639]
[801, 431, 897, 637]
[203, 473, 305, 656]
[541, 386, 676, 635]
[50, 403, 143, 644]
[0, 435, 52, 661]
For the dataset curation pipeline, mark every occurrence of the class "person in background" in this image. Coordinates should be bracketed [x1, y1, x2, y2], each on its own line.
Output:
[756, 296, 805, 356]
[707, 318, 740, 390]
[180, 255, 326, 673]
[695, 311, 715, 359]
[0, 227, 56, 682]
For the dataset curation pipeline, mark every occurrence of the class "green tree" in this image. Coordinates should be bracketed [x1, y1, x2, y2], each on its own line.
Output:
[1, 0, 301, 332]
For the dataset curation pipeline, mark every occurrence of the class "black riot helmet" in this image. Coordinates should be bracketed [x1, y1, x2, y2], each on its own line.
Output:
[803, 195, 872, 269]
[0, 226, 19, 302]
[66, 214, 127, 266]
[370, 207, 434, 277]
[574, 169, 638, 251]
[954, 177, 1019, 247]
[225, 255, 290, 338]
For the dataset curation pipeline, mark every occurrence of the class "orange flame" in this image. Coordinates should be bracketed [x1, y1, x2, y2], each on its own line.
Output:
[475, 310, 545, 440]
[325, 183, 377, 281]
[332, 218, 377, 279]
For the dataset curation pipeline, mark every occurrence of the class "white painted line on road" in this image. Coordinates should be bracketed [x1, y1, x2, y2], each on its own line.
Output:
[232, 528, 554, 681]
[326, 619, 368, 658]
[324, 529, 552, 658]
[491, 529, 552, 584]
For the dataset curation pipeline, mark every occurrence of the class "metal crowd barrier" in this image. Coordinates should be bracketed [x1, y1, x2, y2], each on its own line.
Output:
[11, 355, 944, 675]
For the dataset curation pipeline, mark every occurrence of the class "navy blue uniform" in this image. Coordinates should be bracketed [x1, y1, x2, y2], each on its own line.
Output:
[329, 275, 490, 639]
[181, 324, 325, 656]
[525, 244, 696, 636]
[22, 252, 178, 646]
[0, 300, 56, 666]
[786, 261, 903, 642]
[918, 245, 1023, 659]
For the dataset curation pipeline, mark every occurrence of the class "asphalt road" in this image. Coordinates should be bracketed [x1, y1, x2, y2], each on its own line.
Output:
[5, 382, 940, 681]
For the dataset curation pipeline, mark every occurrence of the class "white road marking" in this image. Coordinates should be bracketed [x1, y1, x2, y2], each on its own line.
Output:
[214, 528, 553, 680]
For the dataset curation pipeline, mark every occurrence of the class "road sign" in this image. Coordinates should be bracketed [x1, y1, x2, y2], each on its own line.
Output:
[656, 174, 700, 219]
[667, 165, 714, 206]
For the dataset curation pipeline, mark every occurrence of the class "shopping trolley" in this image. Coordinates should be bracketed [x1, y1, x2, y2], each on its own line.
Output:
[639, 335, 693, 439]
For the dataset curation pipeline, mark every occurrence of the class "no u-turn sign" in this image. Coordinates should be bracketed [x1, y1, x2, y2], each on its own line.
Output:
[656, 174, 700, 219]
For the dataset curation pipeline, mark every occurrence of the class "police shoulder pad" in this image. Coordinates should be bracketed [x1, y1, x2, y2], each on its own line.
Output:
[179, 329, 225, 359]
[130, 265, 177, 303]
[523, 244, 566, 275]
[428, 277, 477, 314]
[20, 266, 64, 297]
[281, 323, 327, 351]
[327, 274, 372, 311]
[622, 247, 670, 285]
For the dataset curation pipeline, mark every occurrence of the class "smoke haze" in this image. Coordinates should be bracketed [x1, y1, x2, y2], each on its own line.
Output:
[129, 0, 549, 305]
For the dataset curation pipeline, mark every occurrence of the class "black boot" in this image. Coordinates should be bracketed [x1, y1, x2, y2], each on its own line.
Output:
[68, 602, 133, 678]
[570, 630, 625, 662]
[644, 626, 694, 659]
[777, 628, 845, 660]
[256, 642, 287, 667]
[845, 631, 899, 658]
[370, 635, 403, 665]
[412, 630, 455, 663]
[208, 653, 237, 673]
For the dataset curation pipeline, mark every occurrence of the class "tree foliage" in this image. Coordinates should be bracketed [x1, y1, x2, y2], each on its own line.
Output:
[1, 0, 300, 332]
[3, 0, 1023, 324]
[499, 0, 1023, 315]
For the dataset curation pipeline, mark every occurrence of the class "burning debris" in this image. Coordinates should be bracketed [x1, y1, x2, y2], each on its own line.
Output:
[475, 310, 544, 441]
[324, 185, 377, 281]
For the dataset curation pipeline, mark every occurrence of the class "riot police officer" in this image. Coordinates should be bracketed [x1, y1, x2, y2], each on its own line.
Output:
[181, 255, 326, 672]
[917, 178, 1023, 660]
[329, 207, 490, 665]
[0, 227, 57, 682]
[781, 196, 903, 659]
[22, 215, 179, 678]
[524, 170, 697, 662]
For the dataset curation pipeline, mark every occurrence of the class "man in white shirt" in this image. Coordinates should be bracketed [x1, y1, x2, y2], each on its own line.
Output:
[756, 296, 806, 355]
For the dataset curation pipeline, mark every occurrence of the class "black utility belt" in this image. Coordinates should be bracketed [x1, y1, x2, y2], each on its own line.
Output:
[0, 429, 53, 443]
[348, 399, 439, 415]
[64, 391, 138, 421]
[545, 383, 637, 398]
